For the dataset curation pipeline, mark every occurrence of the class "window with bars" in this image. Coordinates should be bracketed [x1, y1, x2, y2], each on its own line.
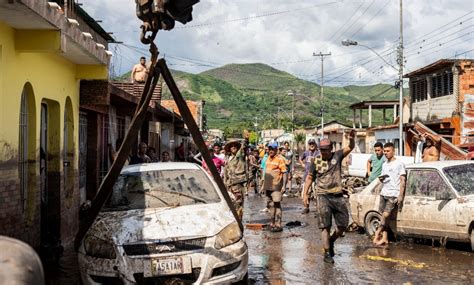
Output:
[431, 71, 453, 98]
[117, 115, 126, 140]
[411, 79, 427, 102]
[99, 115, 110, 182]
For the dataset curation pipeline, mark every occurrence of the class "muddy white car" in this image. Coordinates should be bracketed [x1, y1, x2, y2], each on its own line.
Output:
[78, 162, 248, 284]
[349, 161, 474, 251]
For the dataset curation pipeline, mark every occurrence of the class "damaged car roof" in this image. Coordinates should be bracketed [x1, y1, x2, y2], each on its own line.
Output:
[121, 162, 201, 174]
[407, 160, 473, 170]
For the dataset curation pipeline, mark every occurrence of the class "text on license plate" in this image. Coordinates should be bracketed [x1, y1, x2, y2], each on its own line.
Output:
[150, 257, 192, 276]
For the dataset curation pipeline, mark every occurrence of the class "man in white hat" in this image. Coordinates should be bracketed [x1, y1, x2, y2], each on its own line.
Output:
[223, 132, 249, 221]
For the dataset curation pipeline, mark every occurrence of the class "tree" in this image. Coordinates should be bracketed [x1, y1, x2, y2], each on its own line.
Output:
[249, 131, 259, 145]
[294, 132, 306, 155]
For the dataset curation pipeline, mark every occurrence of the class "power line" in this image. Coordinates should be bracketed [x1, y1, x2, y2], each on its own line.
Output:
[174, 1, 340, 29]
[348, 0, 390, 38]
[339, 0, 377, 41]
[404, 29, 473, 58]
[404, 12, 473, 49]
[321, 1, 366, 49]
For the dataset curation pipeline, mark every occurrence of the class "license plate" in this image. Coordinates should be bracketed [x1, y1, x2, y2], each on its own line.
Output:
[146, 257, 192, 277]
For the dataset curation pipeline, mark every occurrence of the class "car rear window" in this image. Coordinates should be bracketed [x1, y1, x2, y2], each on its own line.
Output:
[443, 164, 474, 196]
[104, 169, 221, 211]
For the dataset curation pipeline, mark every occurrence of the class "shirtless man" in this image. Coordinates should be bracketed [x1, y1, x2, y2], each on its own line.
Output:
[421, 133, 441, 162]
[131, 57, 149, 83]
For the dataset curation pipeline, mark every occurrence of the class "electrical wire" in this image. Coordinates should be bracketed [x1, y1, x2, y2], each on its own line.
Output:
[174, 1, 340, 29]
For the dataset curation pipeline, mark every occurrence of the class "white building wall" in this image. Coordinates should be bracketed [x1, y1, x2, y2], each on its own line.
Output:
[375, 128, 400, 154]
[412, 95, 455, 121]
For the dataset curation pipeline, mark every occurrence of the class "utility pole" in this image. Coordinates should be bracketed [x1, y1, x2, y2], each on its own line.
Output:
[397, 0, 404, 155]
[277, 107, 281, 129]
[288, 90, 296, 176]
[313, 52, 331, 139]
[254, 116, 259, 144]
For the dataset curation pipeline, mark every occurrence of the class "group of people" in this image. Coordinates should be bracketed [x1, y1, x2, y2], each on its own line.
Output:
[109, 140, 171, 165]
[211, 130, 361, 264]
[112, 125, 418, 264]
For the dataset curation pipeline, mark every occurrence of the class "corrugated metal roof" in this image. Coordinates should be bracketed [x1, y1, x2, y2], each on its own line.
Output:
[404, 59, 474, 78]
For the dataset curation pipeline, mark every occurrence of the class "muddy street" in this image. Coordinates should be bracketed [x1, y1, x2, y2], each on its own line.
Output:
[243, 194, 474, 284]
[43, 191, 474, 284]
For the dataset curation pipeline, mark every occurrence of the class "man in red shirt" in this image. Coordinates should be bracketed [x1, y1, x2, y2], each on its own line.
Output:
[263, 142, 287, 232]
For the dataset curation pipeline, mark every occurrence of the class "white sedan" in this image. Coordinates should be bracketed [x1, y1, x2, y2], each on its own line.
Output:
[349, 161, 474, 251]
[78, 162, 248, 284]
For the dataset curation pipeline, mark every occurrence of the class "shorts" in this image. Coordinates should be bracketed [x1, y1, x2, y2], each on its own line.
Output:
[379, 195, 398, 214]
[316, 194, 349, 229]
[265, 190, 282, 203]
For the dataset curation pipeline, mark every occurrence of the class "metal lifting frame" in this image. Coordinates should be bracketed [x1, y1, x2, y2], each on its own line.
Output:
[75, 42, 242, 249]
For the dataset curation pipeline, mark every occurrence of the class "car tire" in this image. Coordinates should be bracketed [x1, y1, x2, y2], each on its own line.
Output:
[364, 211, 382, 238]
[471, 229, 474, 252]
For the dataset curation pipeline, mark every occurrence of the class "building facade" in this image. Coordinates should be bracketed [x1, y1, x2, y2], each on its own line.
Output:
[0, 0, 111, 251]
[405, 59, 474, 153]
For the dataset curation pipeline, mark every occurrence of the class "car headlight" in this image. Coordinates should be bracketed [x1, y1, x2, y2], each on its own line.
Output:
[83, 234, 117, 259]
[214, 222, 242, 249]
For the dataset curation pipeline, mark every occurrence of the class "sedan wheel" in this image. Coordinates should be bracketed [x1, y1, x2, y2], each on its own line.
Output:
[364, 211, 382, 238]
[471, 230, 474, 252]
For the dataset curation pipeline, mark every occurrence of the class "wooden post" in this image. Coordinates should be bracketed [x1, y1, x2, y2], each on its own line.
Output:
[359, 109, 363, 128]
[393, 104, 397, 121]
[352, 109, 356, 128]
[75, 44, 161, 249]
[383, 108, 386, 125]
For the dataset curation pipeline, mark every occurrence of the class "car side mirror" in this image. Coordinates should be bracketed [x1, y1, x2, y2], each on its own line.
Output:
[435, 191, 453, 200]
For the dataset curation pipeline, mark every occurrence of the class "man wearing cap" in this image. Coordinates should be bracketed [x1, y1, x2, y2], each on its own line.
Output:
[299, 139, 320, 214]
[304, 130, 356, 263]
[223, 133, 249, 221]
[263, 142, 287, 232]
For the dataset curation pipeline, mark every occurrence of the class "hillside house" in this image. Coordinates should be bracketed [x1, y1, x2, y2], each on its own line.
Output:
[404, 59, 474, 154]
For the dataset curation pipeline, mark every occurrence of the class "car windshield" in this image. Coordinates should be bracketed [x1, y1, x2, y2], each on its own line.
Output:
[104, 169, 221, 211]
[443, 164, 474, 196]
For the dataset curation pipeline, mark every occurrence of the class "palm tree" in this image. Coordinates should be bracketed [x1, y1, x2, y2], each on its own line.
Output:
[293, 132, 306, 155]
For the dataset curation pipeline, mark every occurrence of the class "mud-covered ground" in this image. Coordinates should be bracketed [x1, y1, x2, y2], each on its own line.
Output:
[46, 192, 473, 284]
[243, 193, 473, 284]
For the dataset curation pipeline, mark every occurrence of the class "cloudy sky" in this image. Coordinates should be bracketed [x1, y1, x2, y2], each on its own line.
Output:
[81, 0, 473, 86]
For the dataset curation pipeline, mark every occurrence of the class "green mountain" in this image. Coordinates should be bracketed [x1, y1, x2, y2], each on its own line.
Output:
[156, 63, 401, 136]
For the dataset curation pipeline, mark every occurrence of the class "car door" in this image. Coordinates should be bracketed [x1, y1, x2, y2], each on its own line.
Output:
[397, 168, 459, 238]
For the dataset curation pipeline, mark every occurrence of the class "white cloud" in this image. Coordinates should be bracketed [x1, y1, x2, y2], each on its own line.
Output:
[80, 0, 474, 86]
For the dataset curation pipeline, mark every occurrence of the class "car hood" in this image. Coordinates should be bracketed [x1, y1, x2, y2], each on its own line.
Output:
[88, 203, 235, 245]
[460, 194, 474, 206]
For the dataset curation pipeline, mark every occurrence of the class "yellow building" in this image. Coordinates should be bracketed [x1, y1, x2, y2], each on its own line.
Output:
[0, 0, 112, 252]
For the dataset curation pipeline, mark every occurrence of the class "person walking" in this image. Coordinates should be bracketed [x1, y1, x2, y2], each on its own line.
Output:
[263, 142, 287, 232]
[259, 145, 269, 196]
[367, 142, 385, 183]
[299, 139, 320, 214]
[373, 142, 406, 246]
[223, 133, 249, 221]
[282, 141, 294, 195]
[304, 130, 356, 263]
[247, 148, 260, 195]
